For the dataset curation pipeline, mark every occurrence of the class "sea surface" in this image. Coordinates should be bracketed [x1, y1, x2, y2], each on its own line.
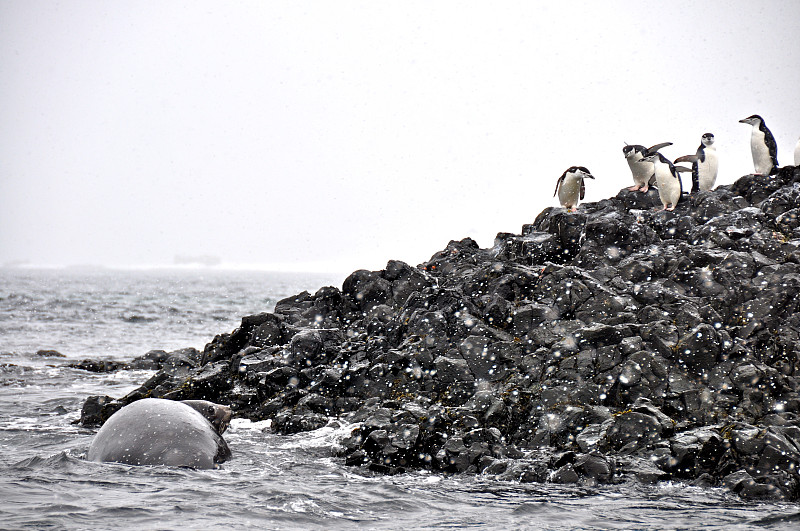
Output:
[1, 268, 799, 530]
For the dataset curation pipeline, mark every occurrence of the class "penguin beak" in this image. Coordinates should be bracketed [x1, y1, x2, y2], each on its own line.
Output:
[739, 118, 751, 124]
[584, 173, 595, 180]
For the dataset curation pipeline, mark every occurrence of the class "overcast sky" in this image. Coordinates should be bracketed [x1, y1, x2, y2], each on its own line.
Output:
[2, 1, 799, 273]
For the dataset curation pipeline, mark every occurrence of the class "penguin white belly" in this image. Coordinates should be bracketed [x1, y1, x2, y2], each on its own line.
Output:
[558, 176, 582, 209]
[794, 138, 800, 166]
[751, 128, 773, 174]
[627, 158, 653, 187]
[655, 168, 681, 209]
[697, 147, 718, 191]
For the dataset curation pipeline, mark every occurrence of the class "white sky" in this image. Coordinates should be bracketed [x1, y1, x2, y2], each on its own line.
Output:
[2, 1, 799, 273]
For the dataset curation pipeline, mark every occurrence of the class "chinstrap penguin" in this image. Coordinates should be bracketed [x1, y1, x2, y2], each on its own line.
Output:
[739, 115, 778, 175]
[623, 142, 672, 193]
[640, 153, 683, 211]
[675, 133, 718, 192]
[554, 166, 594, 212]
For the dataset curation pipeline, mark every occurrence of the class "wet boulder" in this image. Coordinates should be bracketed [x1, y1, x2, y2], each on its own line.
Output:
[573, 452, 613, 482]
[533, 209, 587, 261]
[248, 314, 284, 348]
[499, 230, 559, 264]
[80, 395, 122, 427]
[668, 426, 725, 477]
[674, 324, 721, 372]
[128, 349, 170, 370]
[384, 260, 432, 306]
[342, 269, 392, 314]
[604, 411, 664, 452]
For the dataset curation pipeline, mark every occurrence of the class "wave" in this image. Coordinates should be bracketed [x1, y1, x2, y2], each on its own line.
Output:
[120, 314, 159, 323]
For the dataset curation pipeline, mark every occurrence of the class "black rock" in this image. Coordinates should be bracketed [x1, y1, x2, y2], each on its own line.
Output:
[36, 349, 65, 358]
[79, 168, 800, 500]
[79, 395, 121, 427]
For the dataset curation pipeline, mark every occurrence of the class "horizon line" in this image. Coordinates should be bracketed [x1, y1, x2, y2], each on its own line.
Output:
[0, 261, 356, 276]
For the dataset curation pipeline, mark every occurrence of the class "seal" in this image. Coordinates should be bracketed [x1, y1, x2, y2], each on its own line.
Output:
[87, 398, 232, 469]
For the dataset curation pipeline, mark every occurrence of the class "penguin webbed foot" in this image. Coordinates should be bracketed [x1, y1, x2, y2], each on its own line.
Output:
[627, 185, 641, 192]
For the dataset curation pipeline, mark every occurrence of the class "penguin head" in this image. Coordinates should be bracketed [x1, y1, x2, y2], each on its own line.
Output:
[565, 166, 594, 180]
[739, 115, 763, 126]
[622, 144, 645, 159]
[701, 133, 715, 147]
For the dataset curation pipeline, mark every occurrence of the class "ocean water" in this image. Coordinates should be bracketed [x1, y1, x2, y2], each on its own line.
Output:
[1, 268, 799, 530]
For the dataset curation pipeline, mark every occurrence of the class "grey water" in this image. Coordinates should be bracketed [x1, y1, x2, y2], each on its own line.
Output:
[1, 268, 798, 530]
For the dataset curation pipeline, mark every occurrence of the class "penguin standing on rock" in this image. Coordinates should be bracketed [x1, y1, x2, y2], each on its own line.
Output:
[623, 142, 673, 193]
[739, 115, 778, 175]
[675, 133, 718, 192]
[554, 166, 594, 212]
[640, 153, 683, 211]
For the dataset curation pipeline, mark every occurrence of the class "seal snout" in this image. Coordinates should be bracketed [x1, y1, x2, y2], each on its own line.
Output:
[216, 405, 232, 435]
[181, 399, 232, 434]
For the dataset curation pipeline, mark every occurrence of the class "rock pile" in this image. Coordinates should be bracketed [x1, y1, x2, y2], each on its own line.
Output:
[81, 166, 800, 500]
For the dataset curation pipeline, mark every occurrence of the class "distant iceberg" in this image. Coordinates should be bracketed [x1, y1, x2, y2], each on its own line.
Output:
[173, 255, 222, 267]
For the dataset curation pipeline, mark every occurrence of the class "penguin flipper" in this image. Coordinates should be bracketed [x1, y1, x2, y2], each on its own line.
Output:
[648, 173, 657, 186]
[691, 165, 700, 194]
[696, 145, 706, 163]
[764, 127, 779, 169]
[674, 165, 693, 173]
[554, 175, 564, 197]
[674, 154, 699, 164]
[580, 179, 586, 200]
[647, 142, 673, 154]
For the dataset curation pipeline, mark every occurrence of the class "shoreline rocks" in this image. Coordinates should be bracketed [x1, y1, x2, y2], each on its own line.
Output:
[80, 166, 800, 500]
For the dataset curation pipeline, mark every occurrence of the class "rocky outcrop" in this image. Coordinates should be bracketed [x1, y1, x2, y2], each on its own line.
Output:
[81, 166, 800, 500]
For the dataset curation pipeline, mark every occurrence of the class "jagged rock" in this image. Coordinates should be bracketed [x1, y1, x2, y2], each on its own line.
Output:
[171, 361, 232, 402]
[128, 349, 170, 370]
[604, 411, 663, 451]
[668, 426, 725, 477]
[36, 349, 65, 358]
[249, 315, 283, 348]
[618, 456, 670, 483]
[573, 452, 613, 482]
[550, 463, 580, 483]
[79, 395, 121, 427]
[80, 168, 800, 500]
[69, 359, 126, 373]
[675, 324, 721, 372]
[342, 269, 392, 314]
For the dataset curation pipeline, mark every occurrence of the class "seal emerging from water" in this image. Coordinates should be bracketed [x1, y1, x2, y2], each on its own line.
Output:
[87, 398, 232, 469]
